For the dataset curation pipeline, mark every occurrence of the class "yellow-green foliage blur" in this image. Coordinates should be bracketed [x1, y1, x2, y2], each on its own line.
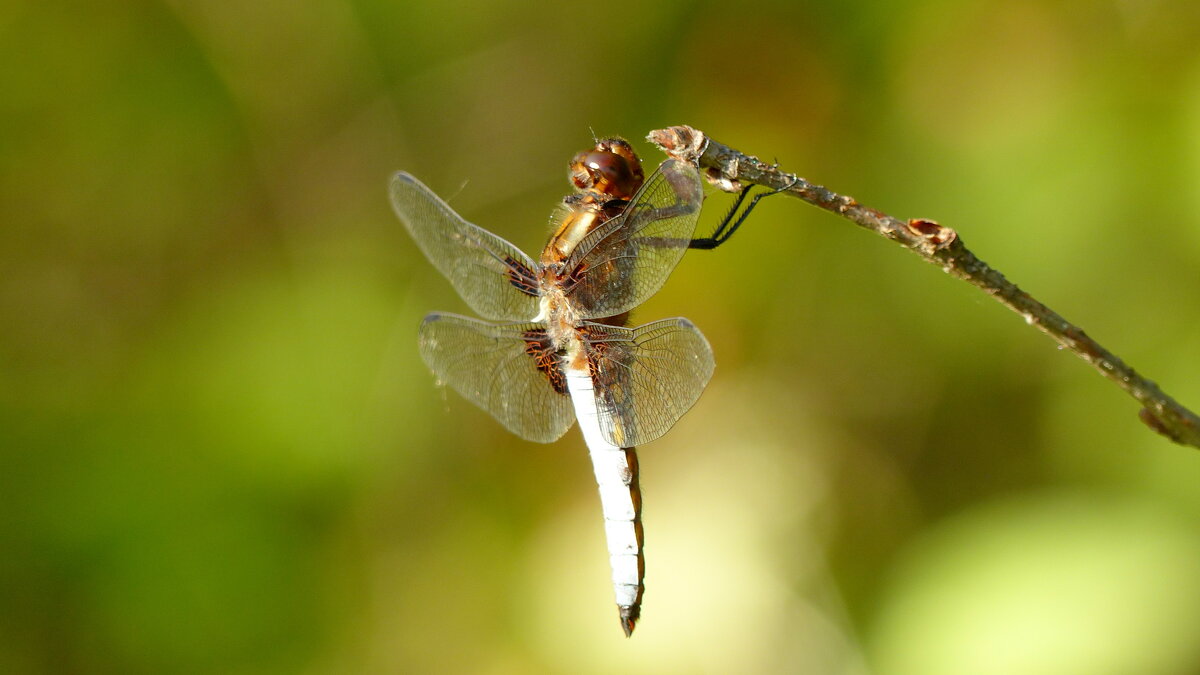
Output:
[4, 1, 1200, 673]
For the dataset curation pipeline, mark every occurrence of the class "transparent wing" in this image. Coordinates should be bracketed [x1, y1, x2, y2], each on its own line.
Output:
[418, 313, 574, 443]
[582, 318, 714, 447]
[391, 172, 542, 321]
[561, 159, 704, 319]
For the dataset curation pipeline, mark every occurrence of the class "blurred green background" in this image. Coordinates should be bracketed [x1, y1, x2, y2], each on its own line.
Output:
[4, 0, 1200, 673]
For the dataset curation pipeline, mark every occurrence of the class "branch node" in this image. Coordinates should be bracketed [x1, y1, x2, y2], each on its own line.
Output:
[1139, 407, 1189, 445]
[703, 167, 743, 193]
[906, 218, 957, 248]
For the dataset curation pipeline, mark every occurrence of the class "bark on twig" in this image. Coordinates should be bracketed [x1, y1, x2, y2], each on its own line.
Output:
[649, 124, 1200, 449]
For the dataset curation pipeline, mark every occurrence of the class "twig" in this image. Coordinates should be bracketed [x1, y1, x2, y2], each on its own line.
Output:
[649, 124, 1200, 449]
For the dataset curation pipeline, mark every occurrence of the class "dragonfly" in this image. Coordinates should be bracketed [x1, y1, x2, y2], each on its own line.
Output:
[390, 137, 764, 636]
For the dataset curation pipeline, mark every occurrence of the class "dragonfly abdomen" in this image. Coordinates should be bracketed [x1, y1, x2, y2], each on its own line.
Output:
[565, 366, 646, 637]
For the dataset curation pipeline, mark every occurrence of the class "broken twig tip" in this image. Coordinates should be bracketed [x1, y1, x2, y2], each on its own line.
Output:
[648, 125, 707, 166]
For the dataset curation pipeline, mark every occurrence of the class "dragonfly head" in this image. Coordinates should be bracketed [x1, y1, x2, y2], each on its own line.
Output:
[570, 138, 645, 201]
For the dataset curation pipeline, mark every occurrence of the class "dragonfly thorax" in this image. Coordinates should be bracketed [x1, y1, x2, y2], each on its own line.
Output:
[542, 205, 599, 265]
[536, 276, 582, 351]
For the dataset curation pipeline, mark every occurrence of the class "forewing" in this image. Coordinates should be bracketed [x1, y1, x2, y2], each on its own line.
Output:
[562, 159, 704, 319]
[583, 318, 715, 447]
[391, 172, 541, 321]
[419, 313, 574, 443]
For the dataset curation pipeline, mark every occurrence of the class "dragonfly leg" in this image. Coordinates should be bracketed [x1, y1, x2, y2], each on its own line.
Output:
[688, 176, 797, 250]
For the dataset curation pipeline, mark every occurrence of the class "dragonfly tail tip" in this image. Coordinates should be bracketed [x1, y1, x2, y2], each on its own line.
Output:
[618, 606, 639, 637]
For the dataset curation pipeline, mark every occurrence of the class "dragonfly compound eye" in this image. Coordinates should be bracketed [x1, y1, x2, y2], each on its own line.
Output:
[570, 146, 644, 200]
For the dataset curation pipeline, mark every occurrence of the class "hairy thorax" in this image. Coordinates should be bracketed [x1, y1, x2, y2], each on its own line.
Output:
[536, 269, 587, 370]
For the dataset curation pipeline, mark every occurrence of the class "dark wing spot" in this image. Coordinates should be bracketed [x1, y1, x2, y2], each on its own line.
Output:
[523, 329, 568, 395]
[506, 256, 539, 296]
